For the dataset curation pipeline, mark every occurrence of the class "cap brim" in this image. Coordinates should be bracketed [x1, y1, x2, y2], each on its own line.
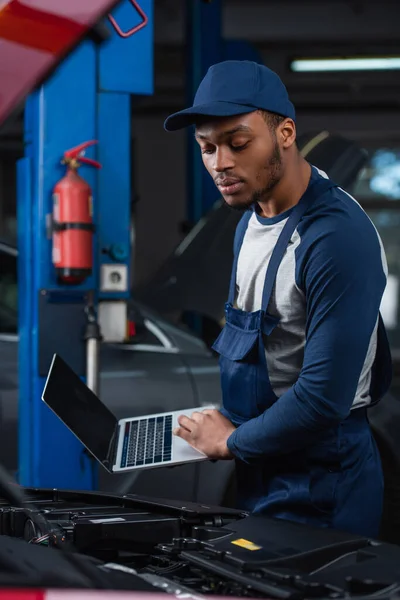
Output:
[164, 102, 256, 131]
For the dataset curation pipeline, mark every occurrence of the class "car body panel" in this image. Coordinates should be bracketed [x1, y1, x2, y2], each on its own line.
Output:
[0, 340, 18, 473]
[0, 0, 121, 126]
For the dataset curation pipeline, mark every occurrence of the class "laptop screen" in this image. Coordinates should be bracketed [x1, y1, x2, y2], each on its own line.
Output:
[42, 354, 117, 466]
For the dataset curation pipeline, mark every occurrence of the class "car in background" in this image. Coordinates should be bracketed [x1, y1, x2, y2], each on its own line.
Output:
[0, 238, 235, 505]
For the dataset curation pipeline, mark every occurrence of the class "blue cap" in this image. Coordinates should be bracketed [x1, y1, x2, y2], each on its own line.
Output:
[164, 60, 295, 132]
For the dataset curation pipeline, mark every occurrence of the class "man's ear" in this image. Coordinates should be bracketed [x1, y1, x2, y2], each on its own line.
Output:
[280, 119, 296, 149]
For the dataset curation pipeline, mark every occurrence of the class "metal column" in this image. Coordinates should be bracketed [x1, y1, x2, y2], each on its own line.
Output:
[17, 0, 153, 489]
[185, 1, 264, 225]
[18, 41, 99, 489]
[186, 0, 223, 225]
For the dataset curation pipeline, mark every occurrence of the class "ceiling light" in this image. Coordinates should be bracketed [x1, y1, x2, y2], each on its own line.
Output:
[290, 57, 400, 72]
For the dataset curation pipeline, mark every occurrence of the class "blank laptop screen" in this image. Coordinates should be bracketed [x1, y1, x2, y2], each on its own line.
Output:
[42, 354, 117, 465]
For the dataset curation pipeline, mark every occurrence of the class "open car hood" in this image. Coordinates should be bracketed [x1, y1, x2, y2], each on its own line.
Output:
[0, 0, 121, 126]
[135, 132, 368, 324]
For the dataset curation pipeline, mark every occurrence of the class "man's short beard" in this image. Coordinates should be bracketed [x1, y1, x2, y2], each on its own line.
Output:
[251, 139, 282, 206]
[223, 137, 283, 212]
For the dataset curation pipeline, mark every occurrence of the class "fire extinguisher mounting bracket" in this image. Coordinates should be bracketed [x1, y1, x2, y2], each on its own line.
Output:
[52, 222, 96, 233]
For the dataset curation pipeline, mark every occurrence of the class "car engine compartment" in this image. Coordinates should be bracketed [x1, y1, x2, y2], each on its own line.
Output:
[0, 487, 399, 598]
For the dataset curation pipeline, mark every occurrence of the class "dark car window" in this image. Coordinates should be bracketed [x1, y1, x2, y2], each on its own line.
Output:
[0, 248, 18, 334]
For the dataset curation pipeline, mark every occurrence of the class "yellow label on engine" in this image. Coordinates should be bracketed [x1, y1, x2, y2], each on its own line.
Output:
[231, 538, 261, 551]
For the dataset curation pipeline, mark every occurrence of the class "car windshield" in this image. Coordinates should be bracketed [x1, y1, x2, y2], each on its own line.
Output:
[0, 246, 17, 334]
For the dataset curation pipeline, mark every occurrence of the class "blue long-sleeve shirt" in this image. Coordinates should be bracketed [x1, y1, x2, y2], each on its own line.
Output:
[225, 168, 388, 462]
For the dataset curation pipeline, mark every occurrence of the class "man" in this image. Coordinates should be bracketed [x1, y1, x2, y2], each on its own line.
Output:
[164, 60, 392, 537]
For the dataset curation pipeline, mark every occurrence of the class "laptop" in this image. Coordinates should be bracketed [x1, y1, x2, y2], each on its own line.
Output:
[41, 354, 216, 473]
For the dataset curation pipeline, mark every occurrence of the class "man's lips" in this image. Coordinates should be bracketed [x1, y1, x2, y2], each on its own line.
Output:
[217, 179, 244, 194]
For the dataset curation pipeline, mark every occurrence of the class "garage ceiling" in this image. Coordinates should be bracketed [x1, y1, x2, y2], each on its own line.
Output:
[1, 0, 400, 149]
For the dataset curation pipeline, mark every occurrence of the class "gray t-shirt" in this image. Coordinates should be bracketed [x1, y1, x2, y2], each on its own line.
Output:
[235, 169, 387, 408]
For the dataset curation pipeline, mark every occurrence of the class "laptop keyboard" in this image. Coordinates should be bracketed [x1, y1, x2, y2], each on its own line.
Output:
[120, 415, 173, 468]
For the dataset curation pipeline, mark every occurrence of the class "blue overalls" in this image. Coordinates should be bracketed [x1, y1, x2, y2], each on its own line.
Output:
[213, 176, 392, 537]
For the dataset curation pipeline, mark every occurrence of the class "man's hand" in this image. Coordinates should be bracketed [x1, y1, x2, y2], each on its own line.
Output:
[173, 409, 236, 460]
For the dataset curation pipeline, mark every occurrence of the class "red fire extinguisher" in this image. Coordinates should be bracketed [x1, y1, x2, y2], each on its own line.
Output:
[52, 140, 101, 284]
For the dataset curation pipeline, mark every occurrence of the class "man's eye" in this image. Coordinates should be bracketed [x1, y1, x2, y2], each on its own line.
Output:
[201, 147, 214, 155]
[231, 142, 249, 151]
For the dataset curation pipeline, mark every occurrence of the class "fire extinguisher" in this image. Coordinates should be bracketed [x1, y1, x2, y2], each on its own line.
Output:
[52, 140, 101, 285]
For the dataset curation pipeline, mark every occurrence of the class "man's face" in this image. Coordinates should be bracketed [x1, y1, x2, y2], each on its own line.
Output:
[195, 112, 289, 210]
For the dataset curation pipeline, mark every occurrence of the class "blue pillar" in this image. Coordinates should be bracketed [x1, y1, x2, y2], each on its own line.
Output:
[98, 0, 153, 302]
[17, 41, 99, 489]
[186, 0, 223, 224]
[185, 2, 264, 225]
[17, 0, 153, 489]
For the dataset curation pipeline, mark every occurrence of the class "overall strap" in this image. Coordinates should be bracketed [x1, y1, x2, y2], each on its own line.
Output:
[261, 177, 337, 312]
[228, 210, 252, 304]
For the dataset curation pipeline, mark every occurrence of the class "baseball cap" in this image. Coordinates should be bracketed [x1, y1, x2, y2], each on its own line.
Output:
[164, 60, 295, 132]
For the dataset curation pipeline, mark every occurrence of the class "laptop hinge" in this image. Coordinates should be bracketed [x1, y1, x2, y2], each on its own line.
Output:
[104, 423, 120, 470]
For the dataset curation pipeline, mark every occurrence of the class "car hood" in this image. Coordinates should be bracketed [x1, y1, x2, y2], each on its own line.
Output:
[0, 0, 120, 127]
[135, 132, 368, 324]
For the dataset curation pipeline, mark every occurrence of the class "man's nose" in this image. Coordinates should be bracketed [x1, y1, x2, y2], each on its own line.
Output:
[213, 148, 235, 172]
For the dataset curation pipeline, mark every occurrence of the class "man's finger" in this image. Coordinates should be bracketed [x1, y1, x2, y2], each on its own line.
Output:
[202, 408, 217, 417]
[177, 414, 195, 431]
[173, 426, 191, 443]
[191, 411, 205, 423]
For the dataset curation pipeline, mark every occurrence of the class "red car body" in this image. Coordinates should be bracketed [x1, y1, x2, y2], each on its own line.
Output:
[0, 0, 120, 124]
